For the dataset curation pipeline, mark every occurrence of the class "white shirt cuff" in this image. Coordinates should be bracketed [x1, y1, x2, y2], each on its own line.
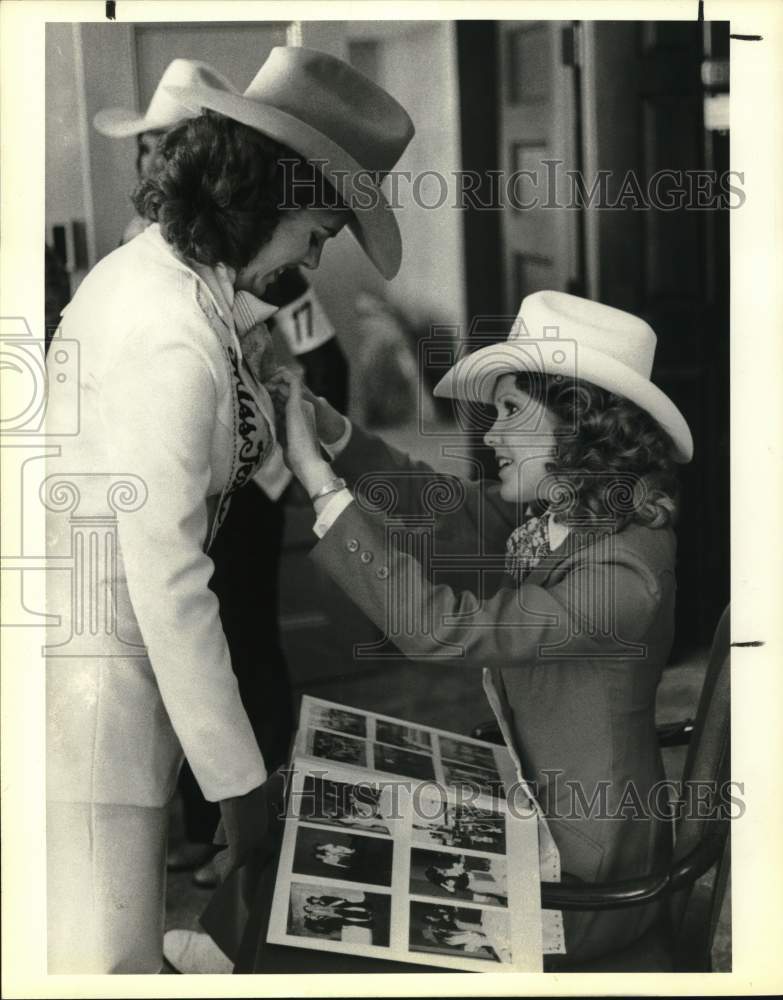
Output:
[313, 489, 354, 538]
[322, 417, 352, 460]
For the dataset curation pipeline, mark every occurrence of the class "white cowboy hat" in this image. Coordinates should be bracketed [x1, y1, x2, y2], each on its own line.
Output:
[93, 59, 237, 137]
[434, 290, 693, 463]
[165, 46, 415, 280]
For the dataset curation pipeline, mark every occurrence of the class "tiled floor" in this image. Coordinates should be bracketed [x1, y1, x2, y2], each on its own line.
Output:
[165, 647, 731, 972]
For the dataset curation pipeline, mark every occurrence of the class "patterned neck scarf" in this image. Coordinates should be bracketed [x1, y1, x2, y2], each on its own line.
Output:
[505, 512, 551, 584]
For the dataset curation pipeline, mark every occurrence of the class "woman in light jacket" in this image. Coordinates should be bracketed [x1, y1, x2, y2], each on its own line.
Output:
[44, 47, 413, 973]
[279, 290, 693, 968]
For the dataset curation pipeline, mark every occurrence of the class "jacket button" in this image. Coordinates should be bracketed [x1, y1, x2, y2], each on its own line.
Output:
[376, 566, 389, 579]
[360, 550, 373, 564]
[347, 538, 360, 553]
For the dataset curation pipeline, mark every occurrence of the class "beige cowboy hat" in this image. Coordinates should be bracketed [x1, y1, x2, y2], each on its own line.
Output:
[93, 58, 237, 137]
[434, 290, 694, 462]
[165, 46, 415, 280]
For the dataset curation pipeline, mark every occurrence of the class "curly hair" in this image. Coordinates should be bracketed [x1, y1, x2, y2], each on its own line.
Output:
[514, 372, 679, 530]
[132, 110, 343, 270]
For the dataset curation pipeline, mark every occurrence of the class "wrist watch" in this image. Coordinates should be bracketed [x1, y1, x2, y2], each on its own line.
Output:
[308, 476, 347, 503]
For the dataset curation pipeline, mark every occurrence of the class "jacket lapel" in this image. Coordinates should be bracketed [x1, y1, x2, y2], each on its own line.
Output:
[140, 227, 244, 550]
[192, 282, 242, 550]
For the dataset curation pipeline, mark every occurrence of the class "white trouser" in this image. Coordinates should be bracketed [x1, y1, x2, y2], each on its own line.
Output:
[47, 800, 168, 973]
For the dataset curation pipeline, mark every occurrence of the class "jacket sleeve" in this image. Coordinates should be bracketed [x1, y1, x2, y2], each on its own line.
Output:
[99, 323, 267, 802]
[332, 423, 518, 557]
[311, 502, 662, 668]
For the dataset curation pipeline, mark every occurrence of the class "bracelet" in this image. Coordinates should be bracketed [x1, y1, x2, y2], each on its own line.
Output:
[308, 476, 347, 502]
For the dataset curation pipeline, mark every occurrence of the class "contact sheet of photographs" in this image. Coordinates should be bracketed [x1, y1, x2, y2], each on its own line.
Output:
[267, 697, 544, 971]
[294, 695, 519, 795]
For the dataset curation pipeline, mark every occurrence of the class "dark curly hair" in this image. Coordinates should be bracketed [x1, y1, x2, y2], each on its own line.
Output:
[515, 372, 680, 530]
[132, 110, 343, 270]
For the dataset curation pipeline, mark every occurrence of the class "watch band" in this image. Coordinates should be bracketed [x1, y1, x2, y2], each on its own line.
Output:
[308, 476, 347, 502]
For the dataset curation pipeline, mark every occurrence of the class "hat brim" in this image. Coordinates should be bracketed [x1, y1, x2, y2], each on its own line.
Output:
[93, 107, 172, 138]
[433, 340, 694, 463]
[165, 83, 402, 280]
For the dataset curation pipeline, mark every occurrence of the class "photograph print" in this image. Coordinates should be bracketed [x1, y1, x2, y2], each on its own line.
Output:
[287, 882, 392, 947]
[412, 802, 507, 854]
[296, 774, 392, 835]
[409, 901, 513, 964]
[292, 826, 393, 887]
[438, 736, 498, 772]
[309, 728, 368, 767]
[308, 704, 368, 738]
[441, 761, 506, 798]
[372, 742, 436, 781]
[410, 848, 508, 906]
[375, 719, 432, 752]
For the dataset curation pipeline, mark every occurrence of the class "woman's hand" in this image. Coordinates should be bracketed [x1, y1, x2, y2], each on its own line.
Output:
[266, 369, 348, 449]
[274, 372, 334, 496]
[215, 782, 270, 877]
[309, 393, 348, 447]
[212, 767, 291, 879]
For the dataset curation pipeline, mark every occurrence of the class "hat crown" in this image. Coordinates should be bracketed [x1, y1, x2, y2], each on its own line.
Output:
[511, 290, 656, 378]
[94, 58, 238, 137]
[243, 47, 414, 175]
[159, 47, 415, 279]
[145, 59, 238, 128]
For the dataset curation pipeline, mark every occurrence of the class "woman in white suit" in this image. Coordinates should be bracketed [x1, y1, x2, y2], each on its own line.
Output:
[44, 47, 413, 973]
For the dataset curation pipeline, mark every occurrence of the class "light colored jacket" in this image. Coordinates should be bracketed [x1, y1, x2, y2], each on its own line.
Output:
[45, 225, 274, 807]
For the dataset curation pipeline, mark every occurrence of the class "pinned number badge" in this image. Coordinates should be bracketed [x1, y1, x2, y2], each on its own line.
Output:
[271, 287, 335, 357]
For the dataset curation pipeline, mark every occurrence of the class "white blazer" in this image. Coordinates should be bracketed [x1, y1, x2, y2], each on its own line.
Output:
[45, 225, 275, 807]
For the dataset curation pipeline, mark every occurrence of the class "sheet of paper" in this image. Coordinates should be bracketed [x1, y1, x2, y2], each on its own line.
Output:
[267, 759, 544, 972]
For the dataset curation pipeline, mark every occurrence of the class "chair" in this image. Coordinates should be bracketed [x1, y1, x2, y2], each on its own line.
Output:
[472, 605, 731, 972]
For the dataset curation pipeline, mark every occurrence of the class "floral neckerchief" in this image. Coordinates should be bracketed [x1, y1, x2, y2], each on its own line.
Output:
[505, 512, 552, 584]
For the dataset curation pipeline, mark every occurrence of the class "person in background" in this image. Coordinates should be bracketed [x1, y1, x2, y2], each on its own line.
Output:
[94, 57, 350, 888]
[45, 244, 71, 350]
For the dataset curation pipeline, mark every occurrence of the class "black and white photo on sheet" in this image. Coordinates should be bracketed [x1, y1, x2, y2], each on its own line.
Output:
[286, 882, 392, 946]
[409, 847, 509, 905]
[408, 901, 513, 964]
[294, 774, 393, 835]
[412, 802, 508, 854]
[292, 825, 394, 886]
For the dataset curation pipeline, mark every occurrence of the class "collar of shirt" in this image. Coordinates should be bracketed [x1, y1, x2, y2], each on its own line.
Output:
[141, 225, 278, 336]
[188, 261, 279, 337]
[547, 511, 570, 552]
[522, 504, 570, 552]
